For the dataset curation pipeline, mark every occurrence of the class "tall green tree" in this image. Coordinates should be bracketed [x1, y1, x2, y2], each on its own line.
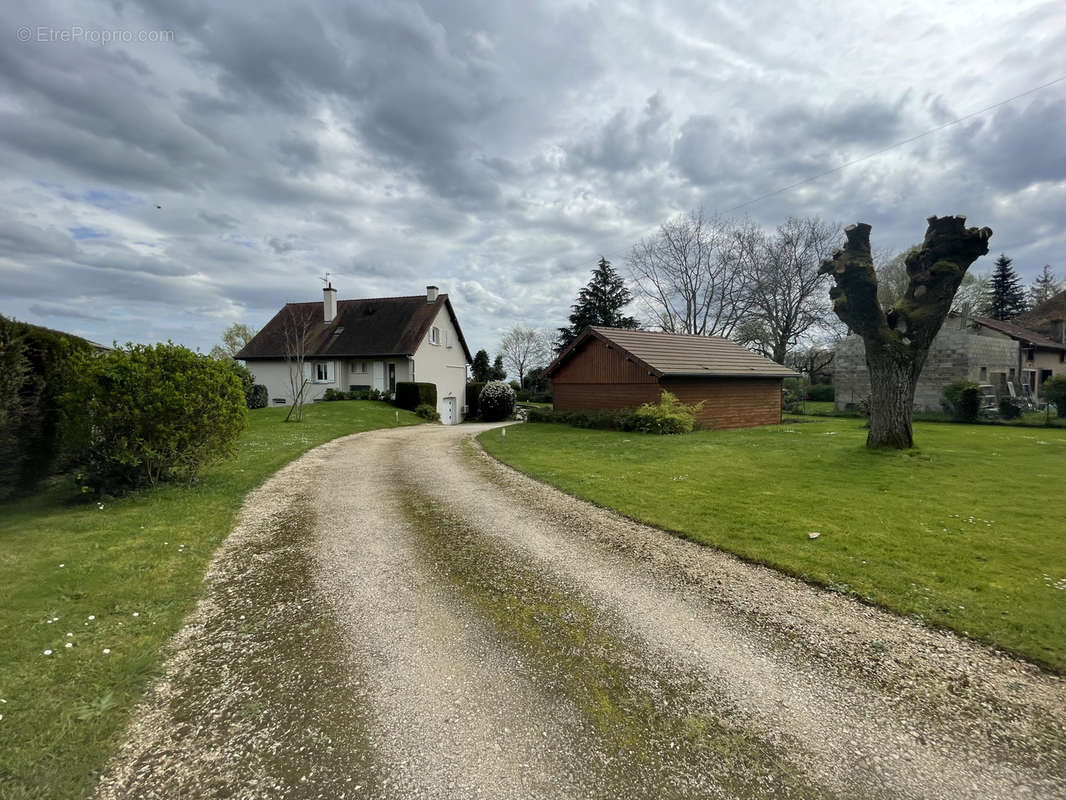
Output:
[1029, 264, 1061, 307]
[490, 354, 507, 380]
[984, 254, 1028, 320]
[556, 257, 638, 353]
[471, 349, 491, 383]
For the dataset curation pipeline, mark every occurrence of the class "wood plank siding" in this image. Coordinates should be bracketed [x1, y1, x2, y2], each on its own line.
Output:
[552, 337, 658, 384]
[660, 377, 784, 429]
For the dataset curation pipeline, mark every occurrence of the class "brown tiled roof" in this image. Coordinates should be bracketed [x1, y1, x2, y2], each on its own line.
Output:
[1017, 289, 1066, 337]
[546, 326, 799, 378]
[236, 294, 472, 362]
[970, 316, 1066, 352]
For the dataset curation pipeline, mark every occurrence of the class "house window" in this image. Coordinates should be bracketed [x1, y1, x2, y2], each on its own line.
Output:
[979, 367, 988, 382]
[430, 326, 440, 345]
[351, 360, 368, 373]
[314, 362, 333, 383]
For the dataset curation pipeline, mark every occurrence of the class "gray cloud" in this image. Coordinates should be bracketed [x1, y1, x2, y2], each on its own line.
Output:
[1, 0, 1064, 354]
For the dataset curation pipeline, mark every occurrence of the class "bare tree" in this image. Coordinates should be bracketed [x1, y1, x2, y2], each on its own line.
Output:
[499, 326, 551, 388]
[628, 208, 753, 337]
[734, 216, 839, 364]
[878, 245, 988, 317]
[282, 305, 317, 422]
[820, 216, 992, 449]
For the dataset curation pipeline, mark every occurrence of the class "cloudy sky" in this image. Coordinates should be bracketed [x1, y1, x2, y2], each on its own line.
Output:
[2, 0, 1065, 356]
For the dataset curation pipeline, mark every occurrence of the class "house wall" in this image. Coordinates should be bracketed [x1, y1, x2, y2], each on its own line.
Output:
[552, 339, 784, 429]
[412, 304, 469, 423]
[1025, 348, 1066, 401]
[834, 326, 1018, 412]
[247, 358, 412, 405]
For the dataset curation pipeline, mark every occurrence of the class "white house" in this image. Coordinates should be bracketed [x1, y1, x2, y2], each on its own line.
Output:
[237, 285, 472, 424]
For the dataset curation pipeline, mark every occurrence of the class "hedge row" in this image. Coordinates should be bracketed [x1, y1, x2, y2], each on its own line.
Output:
[0, 316, 94, 499]
[394, 381, 437, 411]
[527, 392, 700, 434]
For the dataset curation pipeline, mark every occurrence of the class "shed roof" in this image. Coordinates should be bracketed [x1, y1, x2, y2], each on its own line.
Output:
[236, 294, 472, 362]
[546, 326, 799, 378]
[970, 316, 1066, 352]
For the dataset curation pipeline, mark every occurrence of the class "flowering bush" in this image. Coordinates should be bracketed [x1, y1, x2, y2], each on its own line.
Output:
[478, 380, 516, 421]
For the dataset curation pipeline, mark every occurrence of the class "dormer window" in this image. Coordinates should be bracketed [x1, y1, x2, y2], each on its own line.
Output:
[430, 326, 440, 345]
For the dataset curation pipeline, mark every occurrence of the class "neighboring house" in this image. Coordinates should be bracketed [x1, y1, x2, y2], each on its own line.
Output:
[544, 326, 798, 430]
[834, 312, 1066, 411]
[969, 316, 1066, 403]
[237, 285, 472, 424]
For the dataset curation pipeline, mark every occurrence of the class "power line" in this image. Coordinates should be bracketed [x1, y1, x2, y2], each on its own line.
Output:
[722, 74, 1066, 213]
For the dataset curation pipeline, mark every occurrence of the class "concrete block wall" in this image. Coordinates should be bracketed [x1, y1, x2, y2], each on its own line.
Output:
[834, 328, 1017, 412]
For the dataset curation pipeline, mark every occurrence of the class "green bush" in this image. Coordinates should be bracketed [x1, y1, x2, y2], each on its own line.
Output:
[805, 383, 835, 402]
[0, 315, 94, 499]
[64, 343, 247, 494]
[632, 391, 703, 434]
[248, 384, 268, 409]
[941, 381, 982, 422]
[526, 407, 638, 430]
[466, 382, 486, 418]
[1042, 375, 1066, 418]
[998, 398, 1022, 420]
[395, 381, 437, 411]
[479, 381, 516, 422]
[414, 403, 441, 421]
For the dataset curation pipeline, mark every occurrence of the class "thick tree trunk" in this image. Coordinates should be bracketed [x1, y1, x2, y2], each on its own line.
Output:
[866, 355, 917, 449]
[819, 216, 992, 449]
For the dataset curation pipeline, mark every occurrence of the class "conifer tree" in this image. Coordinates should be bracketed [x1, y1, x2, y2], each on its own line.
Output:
[1029, 264, 1061, 307]
[471, 349, 491, 383]
[984, 254, 1028, 320]
[556, 257, 638, 353]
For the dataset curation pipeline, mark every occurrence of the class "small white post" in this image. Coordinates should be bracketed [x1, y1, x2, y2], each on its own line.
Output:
[502, 427, 506, 438]
[395, 410, 399, 423]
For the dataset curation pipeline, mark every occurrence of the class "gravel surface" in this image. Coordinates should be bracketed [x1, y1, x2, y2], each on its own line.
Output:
[94, 422, 1066, 799]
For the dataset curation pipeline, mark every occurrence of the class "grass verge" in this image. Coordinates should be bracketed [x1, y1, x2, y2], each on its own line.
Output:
[0, 401, 419, 800]
[479, 418, 1066, 671]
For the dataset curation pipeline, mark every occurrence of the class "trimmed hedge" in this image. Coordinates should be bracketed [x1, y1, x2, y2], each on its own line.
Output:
[1043, 375, 1066, 417]
[0, 315, 94, 499]
[64, 343, 246, 494]
[805, 383, 835, 402]
[941, 381, 982, 422]
[248, 384, 269, 409]
[395, 381, 437, 411]
[466, 382, 486, 418]
[527, 392, 702, 434]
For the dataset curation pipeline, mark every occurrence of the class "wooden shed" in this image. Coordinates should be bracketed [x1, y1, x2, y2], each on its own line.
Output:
[545, 327, 799, 429]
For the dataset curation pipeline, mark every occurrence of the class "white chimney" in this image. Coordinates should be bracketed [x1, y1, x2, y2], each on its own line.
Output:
[323, 283, 337, 322]
[426, 285, 439, 303]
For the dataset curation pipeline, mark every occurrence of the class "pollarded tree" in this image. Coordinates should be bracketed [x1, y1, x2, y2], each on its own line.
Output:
[557, 257, 638, 353]
[820, 216, 992, 449]
[984, 254, 1028, 320]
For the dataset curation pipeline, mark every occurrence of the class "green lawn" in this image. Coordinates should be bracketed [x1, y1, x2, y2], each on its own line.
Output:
[0, 402, 421, 800]
[479, 418, 1066, 671]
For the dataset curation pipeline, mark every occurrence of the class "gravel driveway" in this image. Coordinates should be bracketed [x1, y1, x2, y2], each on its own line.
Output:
[95, 422, 1066, 799]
